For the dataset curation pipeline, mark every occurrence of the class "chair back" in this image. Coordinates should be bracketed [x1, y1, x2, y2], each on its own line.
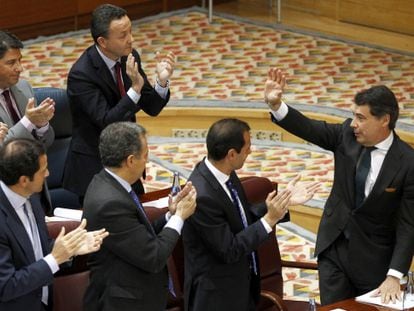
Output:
[47, 220, 89, 311]
[34, 87, 80, 209]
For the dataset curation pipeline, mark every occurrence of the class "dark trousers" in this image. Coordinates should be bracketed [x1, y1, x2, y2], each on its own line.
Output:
[318, 233, 378, 305]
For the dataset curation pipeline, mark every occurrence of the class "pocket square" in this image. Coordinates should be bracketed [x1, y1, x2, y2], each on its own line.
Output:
[385, 187, 396, 193]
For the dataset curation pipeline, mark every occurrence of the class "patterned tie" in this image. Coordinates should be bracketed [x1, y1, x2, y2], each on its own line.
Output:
[2, 90, 20, 124]
[23, 203, 48, 304]
[355, 146, 376, 208]
[225, 179, 258, 275]
[114, 62, 126, 97]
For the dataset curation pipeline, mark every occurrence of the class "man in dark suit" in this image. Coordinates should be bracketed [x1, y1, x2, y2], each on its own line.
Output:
[63, 4, 175, 201]
[82, 122, 196, 311]
[264, 68, 414, 305]
[0, 138, 107, 311]
[183, 118, 318, 311]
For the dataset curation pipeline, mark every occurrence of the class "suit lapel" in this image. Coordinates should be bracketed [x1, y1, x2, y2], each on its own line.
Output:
[102, 171, 155, 235]
[89, 46, 120, 98]
[364, 136, 402, 206]
[0, 188, 36, 262]
[198, 161, 246, 229]
[9, 85, 26, 119]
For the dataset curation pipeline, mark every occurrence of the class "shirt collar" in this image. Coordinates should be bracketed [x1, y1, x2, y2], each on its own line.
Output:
[204, 157, 230, 187]
[374, 131, 394, 152]
[104, 168, 132, 193]
[95, 45, 119, 71]
[0, 181, 27, 211]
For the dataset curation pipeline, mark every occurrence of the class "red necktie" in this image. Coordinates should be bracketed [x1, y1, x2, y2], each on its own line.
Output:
[2, 90, 20, 124]
[115, 62, 126, 97]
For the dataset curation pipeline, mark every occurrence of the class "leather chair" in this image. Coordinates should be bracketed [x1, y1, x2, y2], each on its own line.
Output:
[34, 87, 80, 209]
[46, 220, 89, 311]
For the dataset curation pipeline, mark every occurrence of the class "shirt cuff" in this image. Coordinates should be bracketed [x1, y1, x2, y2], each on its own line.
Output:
[127, 87, 141, 104]
[154, 80, 169, 99]
[164, 214, 184, 235]
[20, 116, 49, 137]
[165, 211, 172, 221]
[44, 254, 60, 274]
[260, 217, 273, 233]
[269, 101, 289, 121]
[387, 269, 404, 280]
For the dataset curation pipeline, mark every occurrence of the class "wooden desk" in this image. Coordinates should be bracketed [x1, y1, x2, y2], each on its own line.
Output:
[318, 298, 413, 310]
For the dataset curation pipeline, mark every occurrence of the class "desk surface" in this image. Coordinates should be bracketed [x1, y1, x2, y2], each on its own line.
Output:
[318, 298, 413, 310]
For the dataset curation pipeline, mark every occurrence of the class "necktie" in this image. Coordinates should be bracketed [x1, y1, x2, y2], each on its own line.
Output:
[129, 189, 175, 296]
[23, 203, 48, 305]
[2, 90, 20, 124]
[114, 62, 126, 97]
[355, 146, 376, 208]
[225, 179, 258, 275]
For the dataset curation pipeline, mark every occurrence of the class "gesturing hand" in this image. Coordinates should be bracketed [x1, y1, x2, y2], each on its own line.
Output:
[263, 189, 291, 227]
[264, 68, 286, 111]
[126, 53, 144, 94]
[75, 228, 109, 256]
[25, 97, 55, 128]
[286, 174, 320, 206]
[0, 122, 8, 142]
[155, 51, 176, 86]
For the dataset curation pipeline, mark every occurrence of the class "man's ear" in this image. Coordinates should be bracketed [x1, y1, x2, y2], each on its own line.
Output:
[96, 36, 106, 49]
[125, 154, 134, 168]
[18, 175, 29, 188]
[381, 114, 390, 128]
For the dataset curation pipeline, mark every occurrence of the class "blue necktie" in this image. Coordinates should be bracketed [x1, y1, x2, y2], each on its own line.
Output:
[225, 179, 258, 275]
[129, 190, 176, 296]
[355, 146, 376, 208]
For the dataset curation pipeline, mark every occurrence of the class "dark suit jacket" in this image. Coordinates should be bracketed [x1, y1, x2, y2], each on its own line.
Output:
[183, 160, 269, 311]
[272, 106, 414, 285]
[82, 170, 179, 311]
[63, 46, 169, 196]
[0, 188, 54, 311]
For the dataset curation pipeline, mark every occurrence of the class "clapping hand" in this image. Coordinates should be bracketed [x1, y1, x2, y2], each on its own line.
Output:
[75, 227, 109, 256]
[286, 174, 320, 206]
[25, 97, 55, 128]
[155, 51, 176, 86]
[264, 68, 286, 111]
[0, 122, 8, 142]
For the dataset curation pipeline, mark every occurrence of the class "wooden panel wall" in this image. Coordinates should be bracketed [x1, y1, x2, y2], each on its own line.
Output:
[0, 0, 231, 40]
[283, 0, 414, 35]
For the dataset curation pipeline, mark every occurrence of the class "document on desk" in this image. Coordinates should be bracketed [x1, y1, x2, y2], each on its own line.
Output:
[356, 290, 414, 310]
[142, 196, 169, 209]
[52, 207, 83, 221]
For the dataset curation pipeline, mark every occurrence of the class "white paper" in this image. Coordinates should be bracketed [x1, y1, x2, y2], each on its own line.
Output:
[142, 196, 169, 209]
[53, 207, 82, 221]
[356, 289, 414, 310]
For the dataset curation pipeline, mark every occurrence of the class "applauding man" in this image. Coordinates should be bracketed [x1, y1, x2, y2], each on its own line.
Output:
[64, 4, 175, 202]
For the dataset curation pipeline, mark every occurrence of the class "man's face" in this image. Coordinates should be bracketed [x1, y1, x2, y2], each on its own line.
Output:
[350, 104, 390, 146]
[26, 154, 49, 195]
[99, 15, 133, 60]
[0, 48, 23, 89]
[232, 131, 252, 170]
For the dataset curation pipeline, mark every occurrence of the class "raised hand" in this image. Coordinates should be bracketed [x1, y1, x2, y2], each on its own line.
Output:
[126, 53, 144, 94]
[75, 227, 109, 255]
[264, 68, 286, 111]
[155, 51, 176, 86]
[25, 97, 55, 128]
[173, 182, 197, 220]
[263, 189, 291, 227]
[0, 122, 8, 142]
[286, 174, 320, 206]
[51, 219, 87, 264]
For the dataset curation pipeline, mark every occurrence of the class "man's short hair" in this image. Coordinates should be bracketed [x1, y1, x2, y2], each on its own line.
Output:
[90, 4, 127, 44]
[0, 139, 45, 185]
[206, 118, 251, 161]
[354, 85, 399, 130]
[99, 122, 147, 168]
[0, 31, 23, 59]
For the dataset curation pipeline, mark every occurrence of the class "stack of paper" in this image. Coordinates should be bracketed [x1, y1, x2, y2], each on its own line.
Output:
[356, 289, 414, 310]
[46, 207, 82, 222]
